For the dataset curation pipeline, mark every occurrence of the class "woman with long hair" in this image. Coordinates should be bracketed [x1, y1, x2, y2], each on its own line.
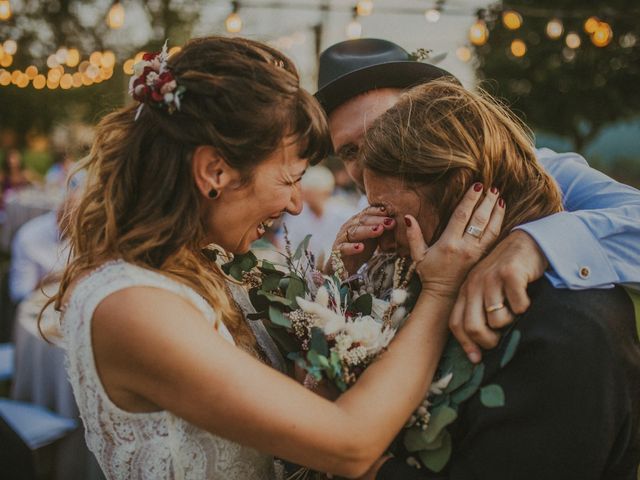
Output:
[54, 37, 503, 479]
[359, 79, 640, 479]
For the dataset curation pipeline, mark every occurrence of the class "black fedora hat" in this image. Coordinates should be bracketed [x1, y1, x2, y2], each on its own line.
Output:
[315, 38, 455, 115]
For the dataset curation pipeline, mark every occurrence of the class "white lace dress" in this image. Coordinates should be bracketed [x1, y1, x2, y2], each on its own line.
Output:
[62, 260, 283, 480]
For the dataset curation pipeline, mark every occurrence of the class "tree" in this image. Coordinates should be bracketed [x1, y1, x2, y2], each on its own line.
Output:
[473, 0, 640, 152]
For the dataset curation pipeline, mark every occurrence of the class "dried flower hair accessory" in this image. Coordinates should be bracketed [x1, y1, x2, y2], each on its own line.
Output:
[128, 40, 185, 120]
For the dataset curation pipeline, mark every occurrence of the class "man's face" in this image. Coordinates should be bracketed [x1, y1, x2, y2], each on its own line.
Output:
[327, 88, 402, 191]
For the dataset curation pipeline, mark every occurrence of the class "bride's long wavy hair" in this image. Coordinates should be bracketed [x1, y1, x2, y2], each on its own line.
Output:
[362, 79, 563, 243]
[48, 36, 331, 350]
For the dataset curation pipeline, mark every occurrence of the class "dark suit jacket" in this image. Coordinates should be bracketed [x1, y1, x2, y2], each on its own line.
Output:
[377, 279, 640, 480]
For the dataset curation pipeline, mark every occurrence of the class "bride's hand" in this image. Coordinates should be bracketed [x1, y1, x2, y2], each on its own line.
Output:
[406, 184, 505, 300]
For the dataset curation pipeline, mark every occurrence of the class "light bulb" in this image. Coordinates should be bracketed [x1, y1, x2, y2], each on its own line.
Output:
[107, 2, 125, 29]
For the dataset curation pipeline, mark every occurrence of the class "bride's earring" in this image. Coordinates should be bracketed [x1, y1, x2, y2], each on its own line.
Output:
[208, 188, 219, 199]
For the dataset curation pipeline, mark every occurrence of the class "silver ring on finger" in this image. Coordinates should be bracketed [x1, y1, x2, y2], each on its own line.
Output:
[465, 224, 484, 239]
[485, 302, 506, 313]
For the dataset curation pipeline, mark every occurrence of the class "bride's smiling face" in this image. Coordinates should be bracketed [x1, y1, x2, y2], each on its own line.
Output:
[364, 169, 440, 257]
[202, 140, 308, 254]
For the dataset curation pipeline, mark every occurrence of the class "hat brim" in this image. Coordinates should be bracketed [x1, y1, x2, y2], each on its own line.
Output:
[315, 61, 452, 115]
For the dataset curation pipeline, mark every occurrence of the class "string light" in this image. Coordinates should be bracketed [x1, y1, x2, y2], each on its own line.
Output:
[356, 0, 373, 17]
[33, 74, 46, 89]
[3, 39, 17, 55]
[546, 18, 564, 39]
[510, 39, 527, 57]
[67, 48, 80, 67]
[565, 32, 581, 49]
[0, 1, 12, 21]
[47, 55, 60, 69]
[55, 47, 69, 64]
[123, 59, 135, 75]
[89, 51, 103, 66]
[25, 65, 38, 79]
[168, 46, 182, 57]
[620, 33, 637, 48]
[60, 73, 73, 90]
[72, 72, 83, 87]
[469, 19, 489, 46]
[225, 1, 242, 34]
[425, 8, 441, 23]
[456, 46, 471, 62]
[584, 16, 599, 34]
[591, 21, 612, 47]
[502, 10, 522, 30]
[0, 69, 10, 85]
[0, 53, 12, 67]
[107, 2, 125, 29]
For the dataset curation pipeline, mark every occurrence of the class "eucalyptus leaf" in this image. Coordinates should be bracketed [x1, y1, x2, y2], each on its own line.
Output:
[423, 405, 457, 443]
[404, 428, 432, 452]
[286, 276, 306, 304]
[229, 264, 243, 281]
[500, 329, 521, 368]
[262, 274, 282, 293]
[307, 350, 329, 369]
[257, 290, 293, 307]
[293, 235, 312, 261]
[351, 294, 373, 316]
[418, 430, 452, 473]
[450, 363, 485, 404]
[480, 384, 505, 408]
[444, 355, 474, 393]
[310, 327, 329, 357]
[265, 324, 300, 355]
[268, 306, 291, 328]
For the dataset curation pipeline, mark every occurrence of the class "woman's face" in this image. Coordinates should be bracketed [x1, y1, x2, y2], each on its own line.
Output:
[206, 140, 308, 253]
[363, 169, 439, 257]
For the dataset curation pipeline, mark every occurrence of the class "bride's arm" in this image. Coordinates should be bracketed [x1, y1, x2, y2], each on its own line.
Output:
[92, 185, 503, 478]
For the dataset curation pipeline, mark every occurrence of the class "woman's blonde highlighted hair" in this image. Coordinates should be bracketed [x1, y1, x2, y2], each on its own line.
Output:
[48, 36, 331, 351]
[362, 79, 563, 242]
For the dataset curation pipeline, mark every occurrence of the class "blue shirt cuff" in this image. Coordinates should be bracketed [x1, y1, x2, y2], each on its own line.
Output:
[515, 213, 619, 289]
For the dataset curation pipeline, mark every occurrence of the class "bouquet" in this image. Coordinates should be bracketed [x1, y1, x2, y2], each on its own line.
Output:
[222, 233, 410, 393]
[220, 232, 519, 474]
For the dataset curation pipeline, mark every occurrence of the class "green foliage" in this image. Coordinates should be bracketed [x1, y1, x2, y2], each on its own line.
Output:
[474, 0, 640, 152]
[480, 384, 506, 408]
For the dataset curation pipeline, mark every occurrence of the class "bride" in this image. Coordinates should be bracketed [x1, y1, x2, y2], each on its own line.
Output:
[53, 36, 504, 479]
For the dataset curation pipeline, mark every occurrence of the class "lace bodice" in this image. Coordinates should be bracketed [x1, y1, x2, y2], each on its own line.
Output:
[62, 260, 281, 480]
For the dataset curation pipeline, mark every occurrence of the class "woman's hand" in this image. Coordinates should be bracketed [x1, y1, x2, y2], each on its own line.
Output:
[326, 206, 396, 275]
[406, 184, 505, 300]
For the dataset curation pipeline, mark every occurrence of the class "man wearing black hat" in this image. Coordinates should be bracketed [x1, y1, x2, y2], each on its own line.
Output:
[315, 39, 640, 479]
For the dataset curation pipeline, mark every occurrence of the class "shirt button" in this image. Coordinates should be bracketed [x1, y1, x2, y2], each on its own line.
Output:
[579, 266, 591, 279]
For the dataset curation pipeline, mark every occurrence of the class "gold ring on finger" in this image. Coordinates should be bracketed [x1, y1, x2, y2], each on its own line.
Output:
[485, 302, 506, 313]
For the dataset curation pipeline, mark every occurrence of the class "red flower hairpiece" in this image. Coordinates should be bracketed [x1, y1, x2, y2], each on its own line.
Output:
[128, 41, 185, 120]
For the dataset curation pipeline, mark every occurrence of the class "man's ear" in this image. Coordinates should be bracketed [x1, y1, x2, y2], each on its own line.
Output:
[191, 146, 240, 198]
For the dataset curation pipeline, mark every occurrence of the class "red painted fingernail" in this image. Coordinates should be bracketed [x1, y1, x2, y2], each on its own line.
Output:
[473, 182, 483, 192]
[354, 243, 362, 250]
[490, 186, 498, 194]
[404, 216, 411, 227]
[383, 218, 393, 226]
[372, 225, 380, 232]
[499, 198, 505, 208]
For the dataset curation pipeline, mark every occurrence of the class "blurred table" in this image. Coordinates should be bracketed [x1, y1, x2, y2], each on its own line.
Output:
[1, 187, 64, 252]
[10, 286, 104, 480]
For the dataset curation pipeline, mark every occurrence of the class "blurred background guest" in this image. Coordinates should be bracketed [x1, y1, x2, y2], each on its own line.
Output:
[45, 152, 75, 189]
[8, 199, 70, 305]
[0, 150, 33, 208]
[279, 165, 356, 266]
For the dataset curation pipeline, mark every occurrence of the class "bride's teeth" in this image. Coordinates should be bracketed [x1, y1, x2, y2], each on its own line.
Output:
[264, 219, 274, 228]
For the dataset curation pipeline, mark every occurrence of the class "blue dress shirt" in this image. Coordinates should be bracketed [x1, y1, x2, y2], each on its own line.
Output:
[516, 148, 640, 289]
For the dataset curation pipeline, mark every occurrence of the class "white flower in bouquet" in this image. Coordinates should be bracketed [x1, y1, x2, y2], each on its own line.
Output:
[371, 297, 390, 320]
[344, 316, 395, 355]
[296, 296, 346, 336]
